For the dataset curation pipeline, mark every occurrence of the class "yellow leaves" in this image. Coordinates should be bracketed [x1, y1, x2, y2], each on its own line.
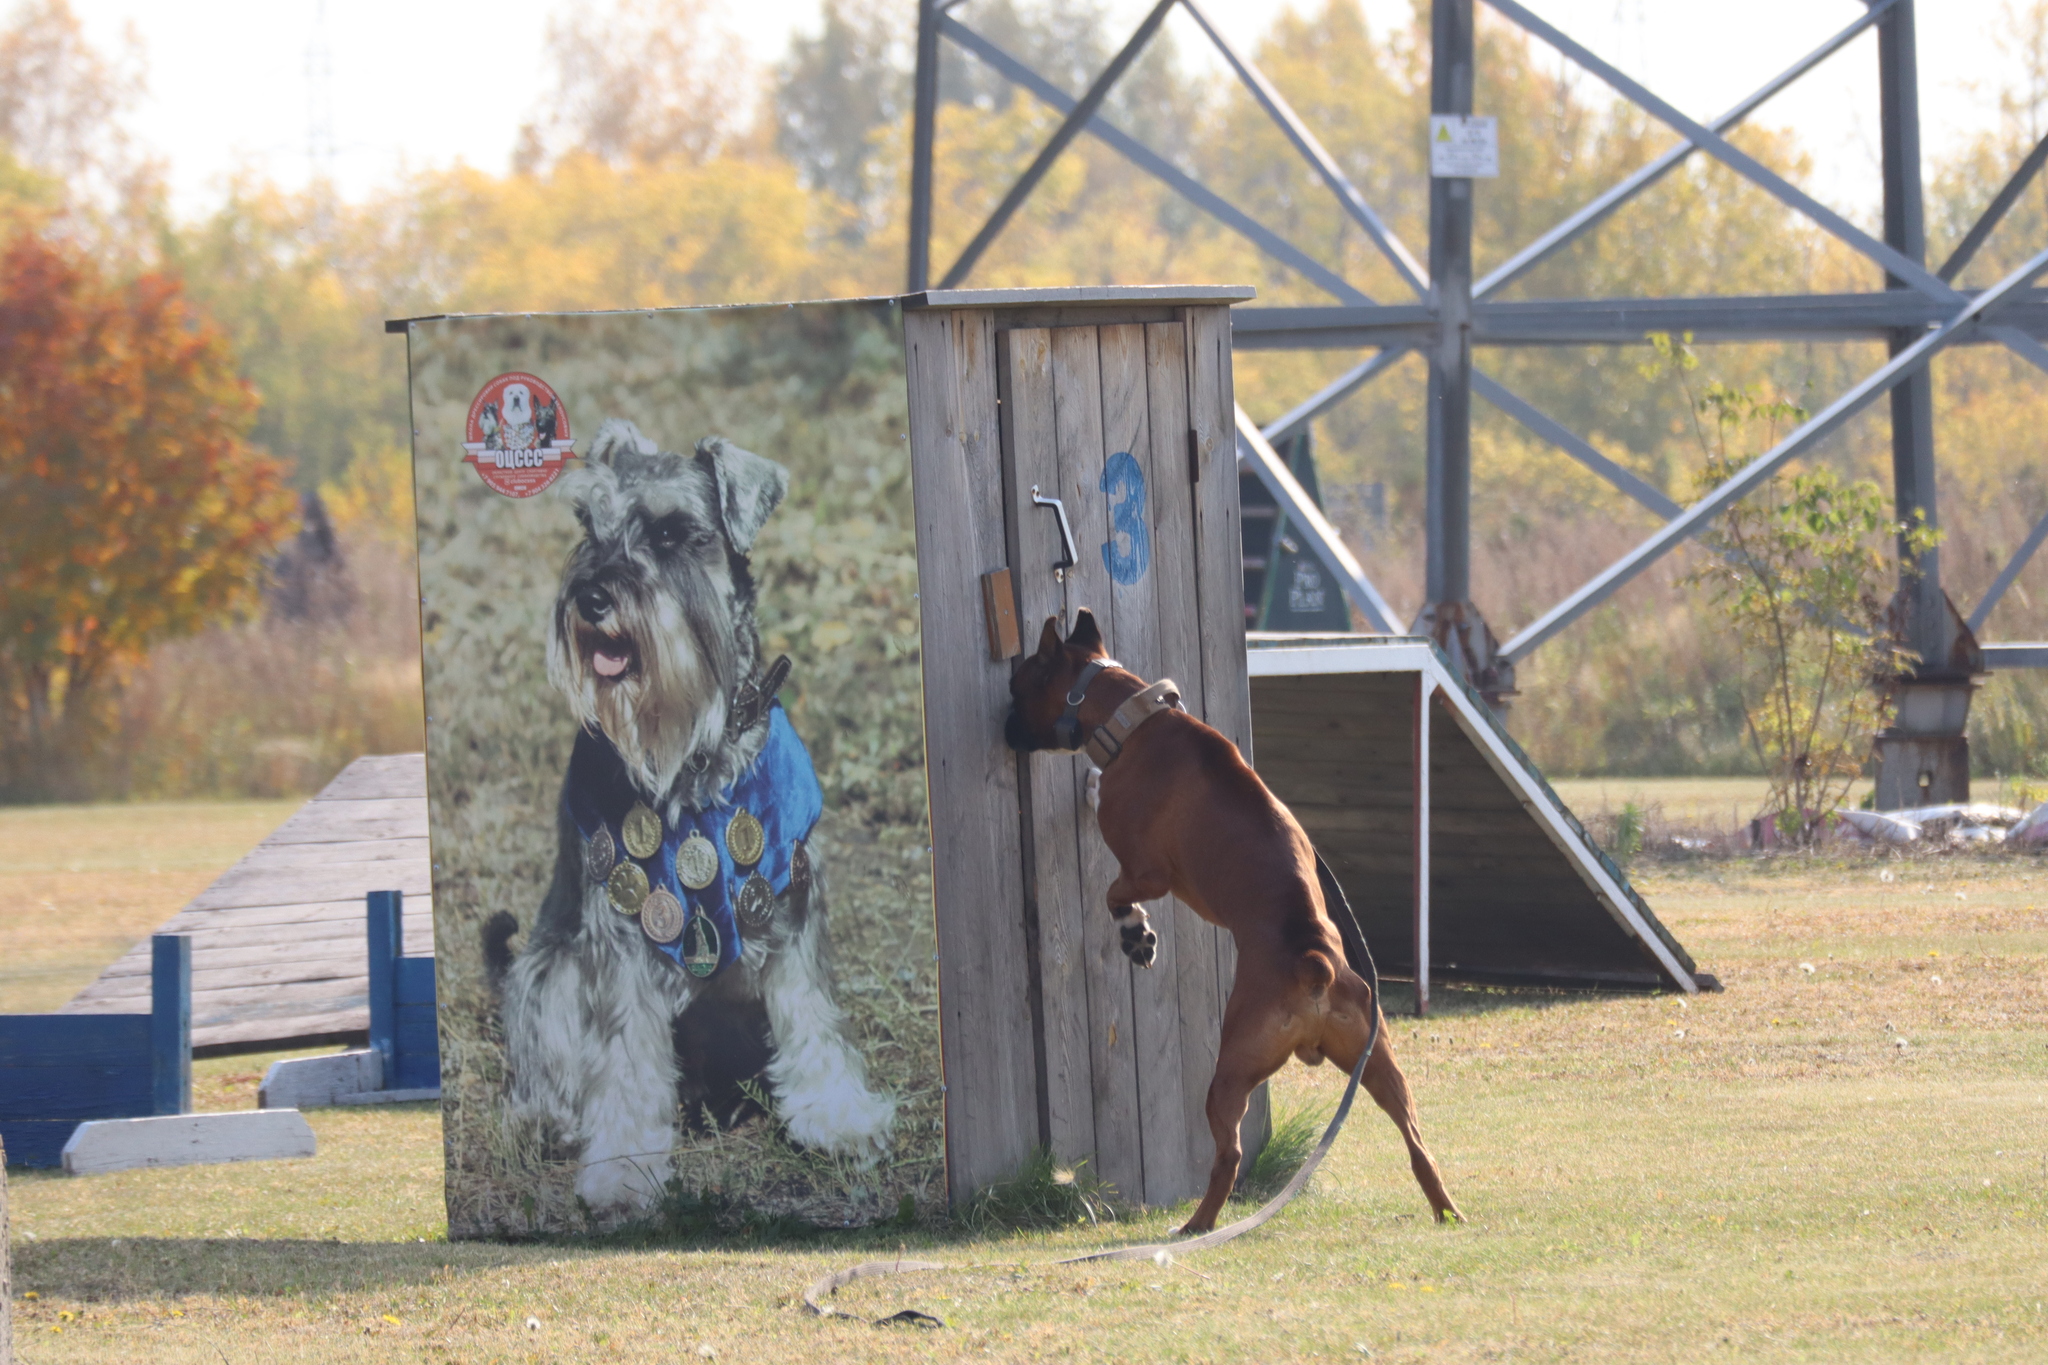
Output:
[322, 443, 417, 547]
[391, 155, 838, 313]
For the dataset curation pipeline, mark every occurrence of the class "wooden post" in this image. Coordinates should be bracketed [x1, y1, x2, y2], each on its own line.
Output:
[149, 935, 190, 1116]
[1414, 676, 1432, 1018]
[367, 890, 401, 1078]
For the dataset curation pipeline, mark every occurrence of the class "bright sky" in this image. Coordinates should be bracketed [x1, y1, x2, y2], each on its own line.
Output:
[66, 0, 2028, 229]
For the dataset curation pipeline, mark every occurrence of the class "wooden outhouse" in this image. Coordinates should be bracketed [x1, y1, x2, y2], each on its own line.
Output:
[903, 285, 1262, 1208]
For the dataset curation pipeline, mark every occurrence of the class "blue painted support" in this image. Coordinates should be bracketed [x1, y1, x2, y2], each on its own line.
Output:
[1, 933, 190, 1167]
[366, 889, 440, 1092]
[151, 933, 191, 1115]
[366, 889, 401, 1076]
[392, 957, 441, 1091]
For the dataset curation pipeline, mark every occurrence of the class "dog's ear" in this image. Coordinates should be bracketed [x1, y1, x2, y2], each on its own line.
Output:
[1066, 608, 1103, 655]
[697, 436, 789, 552]
[584, 418, 657, 467]
[1034, 615, 1063, 659]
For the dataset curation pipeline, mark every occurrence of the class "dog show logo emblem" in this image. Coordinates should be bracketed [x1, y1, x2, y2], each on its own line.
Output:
[463, 372, 577, 496]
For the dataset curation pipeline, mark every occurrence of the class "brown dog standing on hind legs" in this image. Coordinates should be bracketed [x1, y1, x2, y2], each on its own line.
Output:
[1005, 609, 1463, 1235]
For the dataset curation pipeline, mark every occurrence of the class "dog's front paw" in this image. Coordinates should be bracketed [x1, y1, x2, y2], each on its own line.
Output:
[780, 1079, 898, 1166]
[1118, 916, 1158, 968]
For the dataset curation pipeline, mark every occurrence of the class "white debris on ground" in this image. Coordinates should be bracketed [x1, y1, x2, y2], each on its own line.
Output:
[1837, 802, 2036, 849]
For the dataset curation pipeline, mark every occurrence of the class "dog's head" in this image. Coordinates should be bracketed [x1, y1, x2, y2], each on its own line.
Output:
[1004, 608, 1108, 753]
[548, 418, 789, 798]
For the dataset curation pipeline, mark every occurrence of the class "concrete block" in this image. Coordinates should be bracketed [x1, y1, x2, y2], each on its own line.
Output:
[332, 1087, 440, 1106]
[258, 1049, 382, 1109]
[60, 1111, 316, 1176]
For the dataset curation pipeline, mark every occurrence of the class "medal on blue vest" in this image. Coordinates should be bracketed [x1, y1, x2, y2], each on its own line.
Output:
[563, 703, 823, 979]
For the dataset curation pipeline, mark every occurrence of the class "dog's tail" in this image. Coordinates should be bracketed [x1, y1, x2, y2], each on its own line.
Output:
[482, 911, 520, 990]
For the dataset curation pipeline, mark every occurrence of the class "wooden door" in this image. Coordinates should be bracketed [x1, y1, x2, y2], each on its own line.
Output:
[997, 318, 1253, 1206]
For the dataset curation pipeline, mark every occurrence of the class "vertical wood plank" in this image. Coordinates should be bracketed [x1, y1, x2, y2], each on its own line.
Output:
[1049, 323, 1146, 1203]
[1000, 327, 1095, 1169]
[1143, 319, 1224, 1205]
[905, 307, 1040, 1205]
[1183, 304, 1267, 1160]
[1097, 323, 1192, 1207]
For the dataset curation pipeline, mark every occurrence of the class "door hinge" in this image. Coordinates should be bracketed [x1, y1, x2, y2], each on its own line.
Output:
[1187, 428, 1201, 484]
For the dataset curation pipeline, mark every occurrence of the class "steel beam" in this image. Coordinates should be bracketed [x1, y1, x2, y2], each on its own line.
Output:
[1472, 370, 1680, 518]
[939, 17, 1372, 305]
[1259, 348, 1410, 448]
[1500, 243, 2048, 666]
[1476, 0, 1899, 300]
[1179, 0, 1429, 297]
[1879, 0, 1946, 670]
[1426, 0, 1476, 607]
[908, 0, 942, 291]
[1967, 508, 2048, 633]
[1982, 643, 2048, 669]
[937, 0, 1176, 290]
[1484, 0, 1956, 306]
[1229, 290, 2048, 348]
[1940, 131, 2048, 282]
[1236, 407, 1399, 632]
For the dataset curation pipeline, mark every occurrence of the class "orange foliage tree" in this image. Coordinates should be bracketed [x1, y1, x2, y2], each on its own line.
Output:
[0, 227, 295, 799]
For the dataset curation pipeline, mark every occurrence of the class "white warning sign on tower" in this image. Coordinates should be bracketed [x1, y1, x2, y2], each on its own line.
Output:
[1429, 115, 1499, 178]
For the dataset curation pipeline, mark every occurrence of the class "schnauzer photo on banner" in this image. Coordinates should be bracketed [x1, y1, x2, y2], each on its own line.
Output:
[401, 301, 935, 1235]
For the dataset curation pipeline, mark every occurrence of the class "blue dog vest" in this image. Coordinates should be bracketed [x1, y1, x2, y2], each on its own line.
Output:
[564, 704, 823, 978]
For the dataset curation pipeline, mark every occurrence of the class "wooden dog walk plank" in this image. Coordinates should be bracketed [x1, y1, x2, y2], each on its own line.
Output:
[60, 755, 434, 1049]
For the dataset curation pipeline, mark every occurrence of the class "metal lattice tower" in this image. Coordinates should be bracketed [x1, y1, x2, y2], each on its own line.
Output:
[907, 0, 2048, 804]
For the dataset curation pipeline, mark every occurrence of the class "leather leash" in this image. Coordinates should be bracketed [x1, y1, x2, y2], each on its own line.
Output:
[804, 851, 1382, 1319]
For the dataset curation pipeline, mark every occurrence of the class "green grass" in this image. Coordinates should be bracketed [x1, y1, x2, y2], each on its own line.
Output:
[1238, 1099, 1327, 1203]
[7, 815, 2048, 1361]
[961, 1147, 1124, 1234]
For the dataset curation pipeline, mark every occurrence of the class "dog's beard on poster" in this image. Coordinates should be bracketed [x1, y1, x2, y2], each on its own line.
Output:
[545, 465, 747, 805]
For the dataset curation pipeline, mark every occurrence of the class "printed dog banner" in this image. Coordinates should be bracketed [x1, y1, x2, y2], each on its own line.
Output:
[402, 301, 937, 1235]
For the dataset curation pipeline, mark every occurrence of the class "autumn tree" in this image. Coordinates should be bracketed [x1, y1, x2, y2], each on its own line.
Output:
[0, 227, 295, 799]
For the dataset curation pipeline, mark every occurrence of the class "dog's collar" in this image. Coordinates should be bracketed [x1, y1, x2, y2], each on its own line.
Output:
[1084, 679, 1184, 769]
[1054, 657, 1122, 751]
[726, 654, 791, 741]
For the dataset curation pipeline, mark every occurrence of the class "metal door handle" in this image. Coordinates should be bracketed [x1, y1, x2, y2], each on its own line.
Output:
[1031, 486, 1079, 578]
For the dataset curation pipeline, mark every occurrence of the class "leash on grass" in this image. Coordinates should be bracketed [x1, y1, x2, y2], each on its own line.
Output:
[805, 852, 1380, 1321]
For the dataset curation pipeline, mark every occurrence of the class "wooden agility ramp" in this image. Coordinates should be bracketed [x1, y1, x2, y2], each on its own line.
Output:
[61, 756, 432, 1050]
[1248, 635, 1712, 1003]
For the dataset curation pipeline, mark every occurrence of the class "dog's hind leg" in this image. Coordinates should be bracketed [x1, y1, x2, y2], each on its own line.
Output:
[1343, 1014, 1462, 1224]
[1181, 995, 1295, 1234]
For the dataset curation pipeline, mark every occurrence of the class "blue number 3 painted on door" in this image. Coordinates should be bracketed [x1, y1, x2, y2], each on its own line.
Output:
[1099, 451, 1150, 586]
